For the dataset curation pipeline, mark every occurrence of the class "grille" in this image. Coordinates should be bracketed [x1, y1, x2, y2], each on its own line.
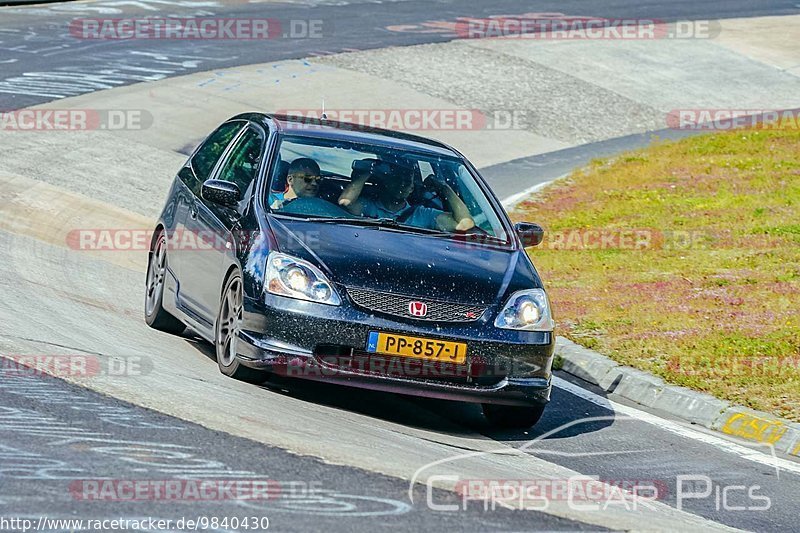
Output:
[346, 287, 486, 322]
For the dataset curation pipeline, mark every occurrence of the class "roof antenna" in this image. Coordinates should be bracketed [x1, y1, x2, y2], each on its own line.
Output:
[321, 97, 327, 120]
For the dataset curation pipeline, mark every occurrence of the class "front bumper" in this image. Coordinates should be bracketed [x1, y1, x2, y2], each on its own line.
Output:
[236, 292, 554, 406]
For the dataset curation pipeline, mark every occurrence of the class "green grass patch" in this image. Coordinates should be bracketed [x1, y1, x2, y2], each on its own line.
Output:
[513, 129, 800, 421]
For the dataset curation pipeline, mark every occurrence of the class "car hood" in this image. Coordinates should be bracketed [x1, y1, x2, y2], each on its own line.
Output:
[268, 217, 542, 305]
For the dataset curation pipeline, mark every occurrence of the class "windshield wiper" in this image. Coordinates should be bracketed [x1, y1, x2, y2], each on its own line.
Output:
[271, 213, 346, 222]
[335, 218, 448, 235]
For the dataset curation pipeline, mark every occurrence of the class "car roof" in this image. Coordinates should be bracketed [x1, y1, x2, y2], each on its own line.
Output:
[232, 112, 462, 158]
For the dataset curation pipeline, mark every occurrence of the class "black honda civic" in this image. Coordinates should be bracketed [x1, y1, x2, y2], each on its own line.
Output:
[145, 113, 555, 428]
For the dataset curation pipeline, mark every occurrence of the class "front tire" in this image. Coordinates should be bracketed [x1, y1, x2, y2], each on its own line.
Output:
[215, 272, 267, 384]
[482, 403, 546, 429]
[145, 229, 185, 335]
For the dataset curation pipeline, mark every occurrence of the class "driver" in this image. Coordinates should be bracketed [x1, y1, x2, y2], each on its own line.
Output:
[269, 157, 321, 209]
[338, 161, 474, 232]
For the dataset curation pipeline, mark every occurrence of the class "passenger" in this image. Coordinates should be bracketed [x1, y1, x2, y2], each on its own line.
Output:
[269, 158, 321, 209]
[338, 161, 474, 231]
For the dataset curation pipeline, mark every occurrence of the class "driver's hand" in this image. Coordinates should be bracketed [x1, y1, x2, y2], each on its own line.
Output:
[351, 168, 371, 181]
[456, 217, 475, 231]
[424, 176, 449, 195]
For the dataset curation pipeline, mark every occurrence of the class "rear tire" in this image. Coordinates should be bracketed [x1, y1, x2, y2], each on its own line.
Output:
[482, 403, 546, 429]
[145, 229, 185, 335]
[215, 272, 267, 384]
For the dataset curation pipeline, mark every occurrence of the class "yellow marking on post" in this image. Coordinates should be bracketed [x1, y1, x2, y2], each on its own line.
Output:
[721, 412, 787, 445]
[791, 441, 800, 457]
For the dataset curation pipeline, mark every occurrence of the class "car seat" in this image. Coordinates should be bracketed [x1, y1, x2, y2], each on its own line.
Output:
[270, 159, 290, 196]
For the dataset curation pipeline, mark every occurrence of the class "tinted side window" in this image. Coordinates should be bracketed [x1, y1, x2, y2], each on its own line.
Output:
[177, 166, 196, 192]
[216, 127, 264, 195]
[191, 121, 243, 184]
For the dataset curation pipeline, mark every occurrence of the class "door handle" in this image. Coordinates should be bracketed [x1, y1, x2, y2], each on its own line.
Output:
[189, 203, 198, 219]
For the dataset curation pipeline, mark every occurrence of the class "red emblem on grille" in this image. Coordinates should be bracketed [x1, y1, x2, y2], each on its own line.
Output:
[408, 301, 428, 317]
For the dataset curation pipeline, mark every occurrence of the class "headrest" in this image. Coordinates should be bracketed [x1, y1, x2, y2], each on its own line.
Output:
[271, 160, 290, 193]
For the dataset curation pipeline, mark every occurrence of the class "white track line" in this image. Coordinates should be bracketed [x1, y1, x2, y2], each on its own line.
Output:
[553, 376, 800, 477]
[501, 180, 553, 208]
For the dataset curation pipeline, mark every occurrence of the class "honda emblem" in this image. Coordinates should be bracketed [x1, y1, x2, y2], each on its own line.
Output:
[408, 301, 428, 317]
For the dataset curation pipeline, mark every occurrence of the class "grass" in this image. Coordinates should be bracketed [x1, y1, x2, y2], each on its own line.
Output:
[512, 128, 800, 421]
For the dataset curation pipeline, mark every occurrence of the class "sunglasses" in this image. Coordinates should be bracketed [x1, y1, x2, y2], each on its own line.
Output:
[292, 174, 322, 184]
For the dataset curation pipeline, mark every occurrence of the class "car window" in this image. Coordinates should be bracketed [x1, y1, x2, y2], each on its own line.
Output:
[190, 121, 244, 188]
[215, 127, 264, 210]
[269, 135, 509, 243]
[177, 166, 195, 193]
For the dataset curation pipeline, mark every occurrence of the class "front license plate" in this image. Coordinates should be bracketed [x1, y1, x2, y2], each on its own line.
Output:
[366, 331, 467, 364]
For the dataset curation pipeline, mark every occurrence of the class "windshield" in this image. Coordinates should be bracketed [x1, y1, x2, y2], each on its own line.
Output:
[266, 134, 509, 242]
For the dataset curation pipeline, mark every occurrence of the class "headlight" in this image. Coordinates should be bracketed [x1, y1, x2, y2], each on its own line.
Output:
[494, 289, 554, 331]
[266, 252, 341, 306]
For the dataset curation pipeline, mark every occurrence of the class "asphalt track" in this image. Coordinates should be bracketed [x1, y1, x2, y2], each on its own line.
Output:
[1, 0, 800, 531]
[0, 359, 594, 532]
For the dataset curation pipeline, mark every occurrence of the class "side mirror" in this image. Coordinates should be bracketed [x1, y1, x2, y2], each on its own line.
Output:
[202, 179, 240, 207]
[515, 222, 544, 247]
